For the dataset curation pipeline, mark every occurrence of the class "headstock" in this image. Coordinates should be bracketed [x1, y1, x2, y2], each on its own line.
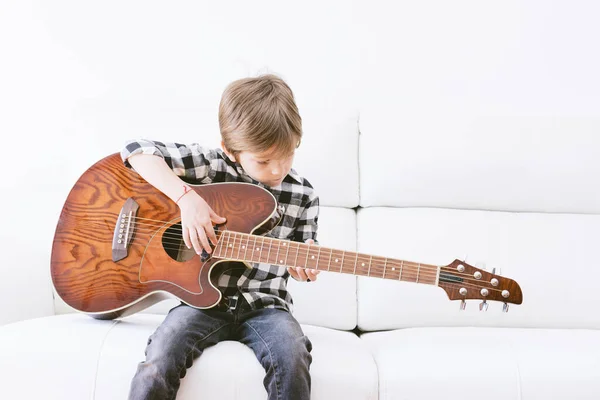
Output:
[438, 259, 523, 312]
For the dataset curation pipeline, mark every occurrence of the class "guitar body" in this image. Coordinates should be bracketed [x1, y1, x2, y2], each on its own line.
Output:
[51, 153, 280, 320]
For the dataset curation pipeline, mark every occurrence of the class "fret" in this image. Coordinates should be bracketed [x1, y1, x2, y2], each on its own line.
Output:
[260, 236, 266, 263]
[284, 241, 290, 267]
[416, 263, 421, 283]
[327, 249, 332, 271]
[222, 231, 230, 258]
[228, 231, 236, 259]
[275, 238, 282, 265]
[316, 247, 321, 271]
[266, 237, 272, 264]
[223, 231, 230, 258]
[383, 258, 388, 279]
[223, 231, 229, 258]
[251, 236, 257, 263]
[213, 232, 221, 257]
[293, 242, 299, 268]
[340, 251, 345, 273]
[354, 252, 358, 275]
[235, 232, 242, 260]
[302, 242, 311, 268]
[399, 260, 404, 281]
[243, 234, 249, 261]
[216, 231, 226, 258]
[368, 255, 372, 276]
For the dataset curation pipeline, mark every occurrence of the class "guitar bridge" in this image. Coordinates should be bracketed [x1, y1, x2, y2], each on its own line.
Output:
[112, 198, 140, 262]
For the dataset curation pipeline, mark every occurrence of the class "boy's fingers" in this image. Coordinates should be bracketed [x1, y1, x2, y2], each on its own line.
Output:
[306, 269, 320, 281]
[210, 209, 227, 223]
[189, 227, 202, 254]
[182, 226, 191, 249]
[287, 267, 299, 280]
[204, 222, 218, 246]
[296, 267, 308, 281]
[196, 227, 211, 254]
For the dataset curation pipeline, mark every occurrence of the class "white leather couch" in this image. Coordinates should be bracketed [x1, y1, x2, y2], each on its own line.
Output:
[1, 1, 600, 399]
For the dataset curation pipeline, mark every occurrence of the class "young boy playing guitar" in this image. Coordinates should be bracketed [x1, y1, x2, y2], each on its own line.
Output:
[121, 74, 320, 400]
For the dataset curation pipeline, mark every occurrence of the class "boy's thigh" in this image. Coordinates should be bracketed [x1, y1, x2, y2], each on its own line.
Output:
[147, 304, 234, 354]
[237, 308, 312, 358]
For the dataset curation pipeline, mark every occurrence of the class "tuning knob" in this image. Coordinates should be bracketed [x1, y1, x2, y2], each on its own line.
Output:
[479, 300, 488, 311]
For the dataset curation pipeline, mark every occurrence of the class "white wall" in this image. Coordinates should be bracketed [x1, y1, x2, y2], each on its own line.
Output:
[1, 0, 599, 325]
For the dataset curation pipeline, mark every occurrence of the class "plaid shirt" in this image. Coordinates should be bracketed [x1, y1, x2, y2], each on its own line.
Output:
[121, 139, 319, 313]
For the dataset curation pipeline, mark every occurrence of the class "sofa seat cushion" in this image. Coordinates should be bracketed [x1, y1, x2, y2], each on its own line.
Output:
[361, 327, 600, 400]
[0, 313, 378, 400]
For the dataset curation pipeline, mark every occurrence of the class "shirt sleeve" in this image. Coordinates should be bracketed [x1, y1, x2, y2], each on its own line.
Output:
[291, 193, 320, 245]
[120, 139, 227, 183]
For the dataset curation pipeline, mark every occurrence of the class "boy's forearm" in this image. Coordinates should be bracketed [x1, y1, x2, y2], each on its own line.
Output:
[127, 154, 189, 203]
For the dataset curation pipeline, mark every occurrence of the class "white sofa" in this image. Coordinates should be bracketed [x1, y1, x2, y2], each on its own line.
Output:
[2, 1, 600, 399]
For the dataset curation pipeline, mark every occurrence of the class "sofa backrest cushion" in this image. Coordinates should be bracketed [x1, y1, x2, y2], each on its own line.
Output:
[356, 207, 600, 330]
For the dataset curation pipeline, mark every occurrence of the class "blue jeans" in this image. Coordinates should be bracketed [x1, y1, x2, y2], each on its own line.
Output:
[128, 299, 313, 400]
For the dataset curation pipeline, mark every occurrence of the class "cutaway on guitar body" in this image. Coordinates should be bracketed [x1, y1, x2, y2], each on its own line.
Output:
[50, 153, 280, 319]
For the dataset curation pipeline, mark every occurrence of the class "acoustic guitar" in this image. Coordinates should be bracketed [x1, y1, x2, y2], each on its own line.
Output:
[51, 154, 523, 320]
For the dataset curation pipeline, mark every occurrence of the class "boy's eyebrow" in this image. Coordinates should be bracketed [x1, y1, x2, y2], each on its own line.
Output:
[255, 151, 295, 161]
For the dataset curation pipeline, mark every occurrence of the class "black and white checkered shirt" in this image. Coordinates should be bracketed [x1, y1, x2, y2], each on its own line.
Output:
[121, 139, 319, 312]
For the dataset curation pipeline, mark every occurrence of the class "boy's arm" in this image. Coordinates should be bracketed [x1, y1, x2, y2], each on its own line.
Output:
[127, 154, 194, 204]
[121, 139, 226, 254]
[287, 195, 320, 282]
[121, 139, 223, 184]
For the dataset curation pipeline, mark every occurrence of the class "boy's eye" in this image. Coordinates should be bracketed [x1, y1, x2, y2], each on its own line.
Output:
[257, 160, 269, 165]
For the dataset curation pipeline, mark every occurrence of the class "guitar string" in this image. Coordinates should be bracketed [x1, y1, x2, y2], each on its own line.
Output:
[128, 238, 504, 293]
[102, 217, 486, 279]
[59, 227, 508, 295]
[58, 219, 501, 287]
[60, 219, 506, 288]
[59, 221, 500, 290]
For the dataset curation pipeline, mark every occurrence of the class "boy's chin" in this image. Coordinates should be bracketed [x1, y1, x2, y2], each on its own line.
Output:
[262, 179, 283, 188]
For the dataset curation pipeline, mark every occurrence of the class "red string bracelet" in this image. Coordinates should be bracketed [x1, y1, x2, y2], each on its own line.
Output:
[175, 185, 193, 204]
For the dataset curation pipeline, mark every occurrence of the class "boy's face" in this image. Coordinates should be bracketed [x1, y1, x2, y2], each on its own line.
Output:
[222, 142, 295, 188]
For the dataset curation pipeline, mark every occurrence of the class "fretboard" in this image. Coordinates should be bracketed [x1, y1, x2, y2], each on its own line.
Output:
[213, 231, 440, 285]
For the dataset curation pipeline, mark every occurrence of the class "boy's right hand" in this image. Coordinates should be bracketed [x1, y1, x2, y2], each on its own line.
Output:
[177, 191, 227, 255]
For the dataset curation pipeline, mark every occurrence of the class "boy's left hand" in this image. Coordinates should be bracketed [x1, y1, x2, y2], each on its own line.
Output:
[287, 239, 320, 282]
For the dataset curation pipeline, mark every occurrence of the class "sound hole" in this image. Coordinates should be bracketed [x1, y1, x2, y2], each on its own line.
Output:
[162, 223, 195, 262]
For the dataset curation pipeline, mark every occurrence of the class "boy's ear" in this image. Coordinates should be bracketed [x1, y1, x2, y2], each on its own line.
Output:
[220, 141, 237, 162]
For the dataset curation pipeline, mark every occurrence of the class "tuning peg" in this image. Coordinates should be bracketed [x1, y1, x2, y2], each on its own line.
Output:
[479, 300, 488, 311]
[503, 303, 509, 313]
[460, 299, 466, 311]
[491, 267, 496, 274]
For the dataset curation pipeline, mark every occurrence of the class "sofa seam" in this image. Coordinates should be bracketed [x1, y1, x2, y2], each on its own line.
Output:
[91, 320, 121, 400]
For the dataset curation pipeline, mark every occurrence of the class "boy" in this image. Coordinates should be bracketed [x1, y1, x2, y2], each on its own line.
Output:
[121, 74, 320, 400]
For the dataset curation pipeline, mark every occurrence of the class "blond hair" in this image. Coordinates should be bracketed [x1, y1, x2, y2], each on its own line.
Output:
[218, 74, 302, 158]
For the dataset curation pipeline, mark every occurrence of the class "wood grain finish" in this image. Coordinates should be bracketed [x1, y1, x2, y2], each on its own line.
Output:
[51, 153, 276, 318]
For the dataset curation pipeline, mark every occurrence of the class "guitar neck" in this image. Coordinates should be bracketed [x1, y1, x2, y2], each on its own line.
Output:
[213, 231, 440, 285]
